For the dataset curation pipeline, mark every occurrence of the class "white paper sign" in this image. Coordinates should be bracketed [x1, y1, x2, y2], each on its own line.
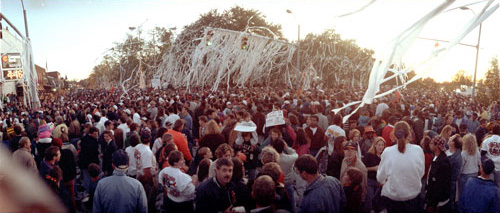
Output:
[234, 125, 257, 132]
[265, 110, 285, 127]
[152, 79, 161, 89]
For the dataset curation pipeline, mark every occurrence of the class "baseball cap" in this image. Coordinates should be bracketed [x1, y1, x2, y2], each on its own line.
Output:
[344, 141, 358, 150]
[112, 150, 129, 169]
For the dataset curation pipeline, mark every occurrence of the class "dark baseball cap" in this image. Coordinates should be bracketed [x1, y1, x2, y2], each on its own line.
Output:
[344, 141, 358, 150]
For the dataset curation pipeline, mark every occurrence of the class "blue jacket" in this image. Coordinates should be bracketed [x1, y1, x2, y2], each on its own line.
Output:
[459, 177, 500, 213]
[93, 170, 147, 213]
[299, 175, 346, 213]
[448, 150, 463, 183]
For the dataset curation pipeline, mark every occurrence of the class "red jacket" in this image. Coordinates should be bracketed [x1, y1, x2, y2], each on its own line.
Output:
[167, 129, 193, 161]
[382, 125, 394, 147]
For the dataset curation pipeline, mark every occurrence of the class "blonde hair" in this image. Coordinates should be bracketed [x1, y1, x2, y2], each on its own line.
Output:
[368, 137, 386, 155]
[162, 133, 173, 143]
[261, 146, 279, 164]
[349, 129, 361, 141]
[198, 147, 211, 157]
[441, 125, 453, 138]
[462, 133, 478, 156]
[204, 120, 221, 135]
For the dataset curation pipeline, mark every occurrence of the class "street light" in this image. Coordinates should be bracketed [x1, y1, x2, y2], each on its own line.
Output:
[21, 0, 29, 38]
[460, 6, 482, 101]
[286, 9, 301, 85]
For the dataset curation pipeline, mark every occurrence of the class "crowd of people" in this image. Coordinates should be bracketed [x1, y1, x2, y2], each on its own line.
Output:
[1, 85, 500, 213]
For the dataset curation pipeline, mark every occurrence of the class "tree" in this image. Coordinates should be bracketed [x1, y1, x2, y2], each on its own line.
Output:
[480, 56, 500, 102]
[451, 70, 472, 87]
[90, 26, 176, 90]
[299, 29, 374, 88]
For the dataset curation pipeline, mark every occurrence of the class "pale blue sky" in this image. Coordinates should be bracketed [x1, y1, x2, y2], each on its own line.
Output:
[1, 0, 499, 82]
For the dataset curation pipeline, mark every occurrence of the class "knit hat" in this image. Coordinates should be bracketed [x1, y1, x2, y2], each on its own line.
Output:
[482, 158, 495, 175]
[112, 150, 129, 169]
[431, 136, 447, 152]
[51, 138, 63, 148]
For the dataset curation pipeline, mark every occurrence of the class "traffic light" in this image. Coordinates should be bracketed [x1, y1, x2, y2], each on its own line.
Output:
[241, 37, 248, 50]
[206, 30, 213, 46]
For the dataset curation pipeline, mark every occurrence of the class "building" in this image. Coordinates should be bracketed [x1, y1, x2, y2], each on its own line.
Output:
[47, 71, 63, 89]
[1, 28, 24, 97]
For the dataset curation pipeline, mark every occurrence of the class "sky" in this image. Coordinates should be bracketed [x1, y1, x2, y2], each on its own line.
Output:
[1, 0, 500, 82]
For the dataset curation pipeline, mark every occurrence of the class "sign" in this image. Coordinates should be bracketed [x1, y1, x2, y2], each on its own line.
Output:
[152, 79, 161, 89]
[1, 53, 24, 80]
[1, 53, 22, 69]
[265, 110, 285, 127]
[234, 122, 257, 132]
[3, 69, 24, 80]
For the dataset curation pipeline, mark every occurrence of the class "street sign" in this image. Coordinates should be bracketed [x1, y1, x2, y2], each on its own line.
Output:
[1, 53, 24, 80]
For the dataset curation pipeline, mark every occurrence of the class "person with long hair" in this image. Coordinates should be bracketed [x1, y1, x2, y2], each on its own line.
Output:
[152, 127, 169, 156]
[459, 134, 481, 199]
[316, 136, 346, 179]
[192, 158, 211, 188]
[377, 121, 425, 213]
[363, 136, 385, 212]
[440, 125, 454, 142]
[199, 120, 225, 155]
[292, 128, 310, 156]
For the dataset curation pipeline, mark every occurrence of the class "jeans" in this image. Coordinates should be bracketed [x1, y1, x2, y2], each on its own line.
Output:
[81, 169, 91, 193]
[285, 184, 295, 213]
[494, 171, 500, 187]
[450, 180, 457, 210]
[366, 178, 379, 212]
[458, 173, 476, 202]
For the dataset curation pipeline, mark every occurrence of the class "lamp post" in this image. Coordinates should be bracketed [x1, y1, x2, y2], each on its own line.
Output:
[20, 0, 41, 108]
[21, 0, 29, 38]
[460, 6, 482, 101]
[286, 9, 300, 85]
